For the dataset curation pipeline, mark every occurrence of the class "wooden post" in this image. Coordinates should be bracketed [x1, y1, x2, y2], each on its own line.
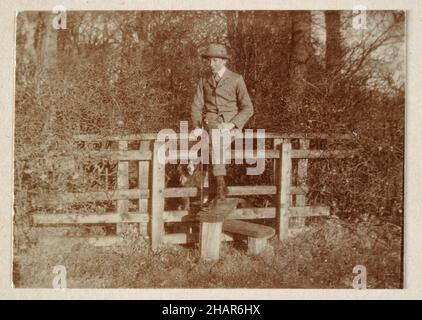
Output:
[138, 140, 150, 237]
[248, 237, 267, 255]
[273, 138, 283, 185]
[275, 139, 294, 199]
[116, 140, 129, 235]
[294, 138, 310, 228]
[200, 221, 223, 261]
[151, 141, 165, 250]
[277, 142, 292, 240]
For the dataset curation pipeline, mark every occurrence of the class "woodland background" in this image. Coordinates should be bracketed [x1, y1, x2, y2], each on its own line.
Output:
[13, 11, 404, 288]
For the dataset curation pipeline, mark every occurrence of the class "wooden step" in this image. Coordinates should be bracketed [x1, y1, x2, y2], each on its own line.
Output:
[222, 220, 275, 255]
[223, 220, 275, 239]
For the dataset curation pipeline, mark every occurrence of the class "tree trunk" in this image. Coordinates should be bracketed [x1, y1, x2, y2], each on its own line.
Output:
[36, 13, 59, 137]
[288, 11, 311, 110]
[226, 11, 244, 74]
[324, 11, 343, 73]
[19, 13, 38, 65]
[39, 13, 58, 72]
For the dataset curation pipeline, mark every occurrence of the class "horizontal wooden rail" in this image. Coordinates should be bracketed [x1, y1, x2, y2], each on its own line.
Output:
[33, 212, 149, 224]
[165, 149, 356, 161]
[163, 232, 234, 245]
[291, 206, 330, 216]
[291, 150, 357, 159]
[38, 235, 124, 247]
[30, 148, 355, 166]
[165, 185, 308, 198]
[74, 132, 355, 142]
[163, 206, 329, 223]
[33, 185, 309, 206]
[164, 150, 279, 161]
[229, 185, 308, 196]
[85, 150, 152, 161]
[164, 207, 276, 222]
[32, 206, 329, 225]
[33, 189, 150, 206]
[33, 209, 274, 224]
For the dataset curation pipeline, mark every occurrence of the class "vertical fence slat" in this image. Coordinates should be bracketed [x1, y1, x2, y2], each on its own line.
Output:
[273, 138, 283, 185]
[116, 140, 129, 235]
[151, 141, 165, 250]
[294, 138, 310, 228]
[286, 139, 294, 208]
[138, 140, 150, 237]
[277, 142, 292, 240]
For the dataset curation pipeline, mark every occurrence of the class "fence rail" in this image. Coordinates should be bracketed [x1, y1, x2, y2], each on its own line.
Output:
[33, 185, 311, 206]
[32, 132, 356, 249]
[73, 132, 354, 142]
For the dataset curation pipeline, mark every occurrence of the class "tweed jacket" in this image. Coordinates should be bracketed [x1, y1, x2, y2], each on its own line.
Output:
[191, 68, 254, 130]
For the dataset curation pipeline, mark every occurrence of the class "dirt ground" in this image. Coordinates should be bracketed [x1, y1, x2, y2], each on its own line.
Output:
[13, 217, 402, 289]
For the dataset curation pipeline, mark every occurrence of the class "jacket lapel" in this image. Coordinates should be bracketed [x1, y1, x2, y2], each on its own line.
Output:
[216, 69, 232, 88]
[206, 73, 216, 88]
[205, 68, 233, 88]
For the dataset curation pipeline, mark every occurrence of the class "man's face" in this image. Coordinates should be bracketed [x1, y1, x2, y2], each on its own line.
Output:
[208, 57, 226, 74]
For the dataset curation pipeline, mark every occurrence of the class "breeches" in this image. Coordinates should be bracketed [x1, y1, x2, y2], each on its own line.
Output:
[204, 116, 239, 177]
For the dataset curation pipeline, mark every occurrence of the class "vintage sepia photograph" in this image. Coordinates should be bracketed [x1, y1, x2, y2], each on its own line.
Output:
[13, 10, 404, 289]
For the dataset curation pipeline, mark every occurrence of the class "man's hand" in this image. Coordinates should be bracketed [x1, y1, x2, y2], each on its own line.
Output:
[217, 122, 235, 133]
[192, 127, 204, 135]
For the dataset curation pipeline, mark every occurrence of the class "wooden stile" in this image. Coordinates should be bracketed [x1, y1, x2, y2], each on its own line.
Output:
[32, 133, 353, 249]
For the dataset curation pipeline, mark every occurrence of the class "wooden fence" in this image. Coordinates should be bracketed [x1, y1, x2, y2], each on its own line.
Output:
[32, 132, 355, 250]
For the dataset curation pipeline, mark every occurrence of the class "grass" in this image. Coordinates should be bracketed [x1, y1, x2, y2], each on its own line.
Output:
[13, 217, 402, 289]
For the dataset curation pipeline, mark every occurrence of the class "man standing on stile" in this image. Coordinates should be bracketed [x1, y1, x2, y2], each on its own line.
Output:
[191, 43, 254, 207]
